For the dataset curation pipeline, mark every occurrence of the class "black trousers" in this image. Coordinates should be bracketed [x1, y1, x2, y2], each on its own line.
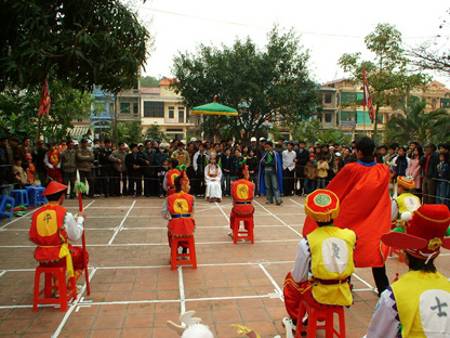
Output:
[111, 170, 127, 196]
[283, 169, 295, 196]
[128, 170, 142, 196]
[79, 170, 94, 197]
[372, 266, 390, 296]
[62, 171, 76, 197]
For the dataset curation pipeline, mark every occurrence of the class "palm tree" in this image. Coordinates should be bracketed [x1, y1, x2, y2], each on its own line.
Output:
[386, 98, 450, 145]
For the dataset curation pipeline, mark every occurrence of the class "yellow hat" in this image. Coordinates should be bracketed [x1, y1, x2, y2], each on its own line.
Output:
[397, 176, 415, 190]
[305, 189, 340, 223]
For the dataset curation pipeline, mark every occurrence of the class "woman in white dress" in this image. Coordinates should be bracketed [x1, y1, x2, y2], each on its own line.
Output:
[204, 154, 223, 202]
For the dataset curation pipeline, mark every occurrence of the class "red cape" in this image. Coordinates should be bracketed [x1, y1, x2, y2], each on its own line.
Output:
[303, 161, 391, 268]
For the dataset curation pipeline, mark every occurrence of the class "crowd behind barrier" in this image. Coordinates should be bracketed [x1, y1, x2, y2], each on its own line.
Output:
[0, 136, 448, 206]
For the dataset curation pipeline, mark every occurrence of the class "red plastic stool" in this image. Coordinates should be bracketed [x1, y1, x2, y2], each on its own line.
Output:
[33, 266, 76, 312]
[170, 236, 197, 270]
[296, 300, 346, 338]
[230, 214, 254, 244]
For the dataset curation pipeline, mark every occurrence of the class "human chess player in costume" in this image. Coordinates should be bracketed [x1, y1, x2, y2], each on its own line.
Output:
[162, 169, 196, 255]
[303, 136, 391, 296]
[284, 189, 356, 326]
[366, 204, 450, 338]
[163, 159, 181, 196]
[391, 176, 422, 224]
[29, 181, 88, 280]
[204, 153, 223, 202]
[229, 163, 255, 236]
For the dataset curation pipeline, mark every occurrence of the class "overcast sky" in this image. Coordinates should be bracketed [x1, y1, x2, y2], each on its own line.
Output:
[136, 0, 449, 86]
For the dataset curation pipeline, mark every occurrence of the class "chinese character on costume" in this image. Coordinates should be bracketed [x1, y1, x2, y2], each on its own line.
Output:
[365, 204, 450, 338]
[229, 163, 255, 234]
[283, 189, 356, 326]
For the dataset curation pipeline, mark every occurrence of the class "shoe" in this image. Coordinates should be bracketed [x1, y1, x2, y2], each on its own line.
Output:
[276, 200, 283, 206]
[266, 201, 273, 204]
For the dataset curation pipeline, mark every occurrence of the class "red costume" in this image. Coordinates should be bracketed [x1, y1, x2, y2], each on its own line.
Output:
[230, 178, 255, 229]
[29, 204, 87, 276]
[303, 161, 390, 267]
[29, 181, 88, 277]
[47, 148, 63, 183]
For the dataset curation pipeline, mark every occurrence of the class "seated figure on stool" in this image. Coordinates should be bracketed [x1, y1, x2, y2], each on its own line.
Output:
[229, 163, 255, 239]
[29, 181, 88, 284]
[163, 170, 195, 257]
[283, 189, 355, 330]
[365, 204, 450, 338]
[391, 176, 421, 228]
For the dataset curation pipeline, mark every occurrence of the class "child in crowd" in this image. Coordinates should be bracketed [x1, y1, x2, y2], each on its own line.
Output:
[13, 158, 27, 188]
[316, 155, 329, 189]
[436, 152, 449, 206]
[303, 154, 317, 194]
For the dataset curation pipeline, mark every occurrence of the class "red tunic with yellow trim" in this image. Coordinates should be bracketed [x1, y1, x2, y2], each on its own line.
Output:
[167, 191, 195, 237]
[230, 179, 255, 217]
[303, 161, 391, 267]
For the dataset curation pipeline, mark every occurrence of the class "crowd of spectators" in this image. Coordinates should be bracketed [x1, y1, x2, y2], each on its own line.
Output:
[0, 135, 448, 206]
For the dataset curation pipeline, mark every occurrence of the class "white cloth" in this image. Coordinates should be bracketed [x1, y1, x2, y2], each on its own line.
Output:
[205, 164, 222, 199]
[64, 212, 84, 241]
[282, 149, 297, 171]
[291, 238, 312, 283]
[365, 288, 401, 338]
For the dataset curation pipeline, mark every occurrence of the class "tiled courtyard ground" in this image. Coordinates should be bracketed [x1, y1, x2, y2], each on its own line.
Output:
[0, 196, 448, 338]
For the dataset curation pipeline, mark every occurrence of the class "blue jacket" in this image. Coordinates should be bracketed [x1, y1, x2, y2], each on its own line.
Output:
[258, 151, 284, 195]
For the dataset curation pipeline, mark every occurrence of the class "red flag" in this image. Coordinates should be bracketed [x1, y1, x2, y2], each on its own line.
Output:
[362, 67, 375, 122]
[38, 79, 51, 116]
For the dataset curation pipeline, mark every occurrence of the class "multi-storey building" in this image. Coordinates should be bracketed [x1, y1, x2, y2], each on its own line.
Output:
[317, 79, 450, 138]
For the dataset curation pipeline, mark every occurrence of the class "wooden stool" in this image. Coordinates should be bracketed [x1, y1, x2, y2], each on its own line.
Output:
[296, 300, 346, 338]
[33, 266, 76, 312]
[230, 214, 254, 244]
[170, 236, 197, 270]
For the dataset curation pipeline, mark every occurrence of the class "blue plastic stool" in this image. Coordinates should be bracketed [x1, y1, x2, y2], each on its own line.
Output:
[0, 195, 15, 220]
[26, 186, 47, 207]
[11, 189, 29, 207]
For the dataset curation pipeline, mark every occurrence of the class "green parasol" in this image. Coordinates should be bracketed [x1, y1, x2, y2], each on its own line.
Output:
[191, 101, 238, 117]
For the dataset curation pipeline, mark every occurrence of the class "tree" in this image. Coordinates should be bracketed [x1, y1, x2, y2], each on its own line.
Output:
[0, 80, 92, 141]
[385, 97, 450, 145]
[293, 119, 352, 145]
[140, 76, 160, 87]
[116, 121, 143, 145]
[144, 124, 166, 141]
[173, 26, 319, 141]
[0, 0, 150, 93]
[339, 23, 429, 141]
[409, 8, 450, 75]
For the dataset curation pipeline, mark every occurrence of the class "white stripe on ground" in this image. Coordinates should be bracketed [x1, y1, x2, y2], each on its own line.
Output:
[178, 266, 186, 314]
[107, 200, 136, 245]
[51, 267, 97, 338]
[253, 200, 303, 237]
[258, 263, 284, 300]
[0, 209, 36, 231]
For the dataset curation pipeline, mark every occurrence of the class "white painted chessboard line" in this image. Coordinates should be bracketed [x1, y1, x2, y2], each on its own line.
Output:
[107, 200, 136, 245]
[215, 201, 230, 222]
[51, 267, 97, 338]
[253, 200, 303, 238]
[178, 266, 186, 314]
[0, 238, 300, 248]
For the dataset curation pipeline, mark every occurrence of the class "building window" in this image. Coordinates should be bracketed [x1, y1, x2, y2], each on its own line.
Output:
[143, 101, 164, 118]
[323, 93, 332, 104]
[178, 106, 185, 123]
[120, 102, 130, 114]
[168, 106, 175, 119]
[133, 102, 139, 116]
[324, 112, 332, 123]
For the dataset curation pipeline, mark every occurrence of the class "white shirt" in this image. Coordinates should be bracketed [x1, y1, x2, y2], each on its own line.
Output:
[64, 212, 84, 241]
[282, 150, 297, 171]
[291, 239, 312, 283]
[365, 288, 401, 338]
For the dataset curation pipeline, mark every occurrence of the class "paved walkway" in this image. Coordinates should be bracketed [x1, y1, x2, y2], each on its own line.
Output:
[0, 197, 448, 337]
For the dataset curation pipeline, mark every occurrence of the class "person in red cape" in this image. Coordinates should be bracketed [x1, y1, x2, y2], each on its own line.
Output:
[229, 163, 255, 236]
[163, 170, 196, 255]
[45, 143, 63, 183]
[284, 189, 355, 330]
[365, 204, 450, 338]
[303, 136, 391, 295]
[29, 181, 89, 280]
